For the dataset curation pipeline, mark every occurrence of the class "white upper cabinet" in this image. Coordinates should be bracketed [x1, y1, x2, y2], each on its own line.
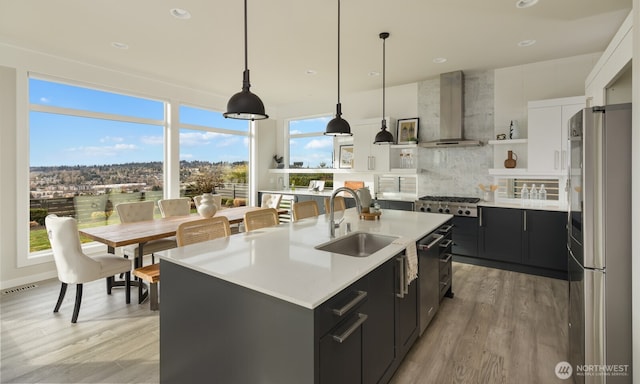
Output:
[352, 118, 392, 172]
[527, 96, 585, 175]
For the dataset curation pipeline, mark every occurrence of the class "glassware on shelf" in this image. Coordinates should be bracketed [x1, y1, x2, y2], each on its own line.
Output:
[520, 183, 529, 202]
[530, 184, 538, 200]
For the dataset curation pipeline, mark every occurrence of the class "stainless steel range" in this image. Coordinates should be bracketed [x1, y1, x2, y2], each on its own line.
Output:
[414, 196, 480, 217]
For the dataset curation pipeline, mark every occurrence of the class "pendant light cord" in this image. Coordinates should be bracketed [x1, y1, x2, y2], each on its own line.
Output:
[244, 0, 248, 72]
[337, 0, 341, 105]
[382, 34, 386, 123]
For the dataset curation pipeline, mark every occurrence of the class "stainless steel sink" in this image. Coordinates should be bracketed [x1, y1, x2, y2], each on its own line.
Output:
[314, 232, 398, 257]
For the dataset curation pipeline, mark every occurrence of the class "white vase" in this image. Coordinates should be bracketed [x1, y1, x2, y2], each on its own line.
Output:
[197, 193, 218, 218]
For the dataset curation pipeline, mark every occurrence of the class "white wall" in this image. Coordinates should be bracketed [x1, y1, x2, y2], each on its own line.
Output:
[495, 52, 601, 138]
[631, 2, 639, 382]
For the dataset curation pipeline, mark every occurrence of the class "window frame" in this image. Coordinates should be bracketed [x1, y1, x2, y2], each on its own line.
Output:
[20, 74, 168, 266]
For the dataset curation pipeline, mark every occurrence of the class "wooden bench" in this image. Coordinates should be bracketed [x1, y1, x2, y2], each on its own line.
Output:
[133, 264, 160, 310]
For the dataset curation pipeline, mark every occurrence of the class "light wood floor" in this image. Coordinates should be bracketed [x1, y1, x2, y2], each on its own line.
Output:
[1, 262, 567, 384]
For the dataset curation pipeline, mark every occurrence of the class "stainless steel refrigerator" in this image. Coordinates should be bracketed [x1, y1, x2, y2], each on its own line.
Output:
[567, 103, 632, 384]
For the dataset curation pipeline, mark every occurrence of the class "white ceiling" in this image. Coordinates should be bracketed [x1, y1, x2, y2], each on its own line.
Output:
[0, 0, 632, 107]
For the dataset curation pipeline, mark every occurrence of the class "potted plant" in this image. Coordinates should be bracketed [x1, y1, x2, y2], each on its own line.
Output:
[273, 155, 284, 169]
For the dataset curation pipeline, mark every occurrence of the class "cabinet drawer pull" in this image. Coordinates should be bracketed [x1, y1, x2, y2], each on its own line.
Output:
[331, 290, 367, 316]
[523, 211, 527, 232]
[331, 313, 368, 343]
[396, 256, 406, 298]
[418, 234, 444, 251]
[440, 253, 453, 263]
[438, 224, 453, 234]
[439, 239, 453, 248]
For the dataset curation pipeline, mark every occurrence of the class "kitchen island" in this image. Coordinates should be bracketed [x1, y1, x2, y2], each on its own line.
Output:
[158, 209, 451, 384]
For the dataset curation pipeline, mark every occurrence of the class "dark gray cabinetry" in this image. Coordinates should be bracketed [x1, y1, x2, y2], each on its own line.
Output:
[523, 209, 567, 271]
[478, 207, 524, 264]
[451, 216, 478, 257]
[161, 250, 421, 384]
[318, 279, 369, 384]
[361, 260, 395, 384]
[395, 257, 419, 360]
[474, 207, 567, 278]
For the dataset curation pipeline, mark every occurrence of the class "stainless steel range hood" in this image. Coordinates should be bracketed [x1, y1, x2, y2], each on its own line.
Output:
[421, 71, 481, 148]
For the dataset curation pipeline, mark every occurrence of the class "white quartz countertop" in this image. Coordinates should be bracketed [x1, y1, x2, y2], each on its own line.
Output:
[158, 209, 451, 309]
[479, 200, 568, 212]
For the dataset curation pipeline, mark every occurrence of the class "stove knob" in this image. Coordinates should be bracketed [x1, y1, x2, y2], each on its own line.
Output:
[457, 209, 463, 215]
[444, 207, 451, 214]
[465, 210, 471, 215]
[438, 206, 444, 213]
[426, 206, 432, 212]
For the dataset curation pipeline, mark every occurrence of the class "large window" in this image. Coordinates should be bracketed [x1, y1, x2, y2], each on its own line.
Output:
[28, 78, 165, 252]
[178, 105, 250, 208]
[287, 116, 334, 188]
[288, 116, 334, 169]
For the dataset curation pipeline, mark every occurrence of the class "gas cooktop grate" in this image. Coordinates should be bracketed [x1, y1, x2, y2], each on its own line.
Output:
[418, 196, 480, 204]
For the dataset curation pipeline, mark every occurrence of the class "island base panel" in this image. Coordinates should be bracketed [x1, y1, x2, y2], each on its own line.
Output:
[160, 260, 316, 384]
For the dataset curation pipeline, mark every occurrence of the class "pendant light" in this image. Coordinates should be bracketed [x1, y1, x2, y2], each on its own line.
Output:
[373, 32, 394, 144]
[324, 0, 352, 136]
[223, 0, 268, 121]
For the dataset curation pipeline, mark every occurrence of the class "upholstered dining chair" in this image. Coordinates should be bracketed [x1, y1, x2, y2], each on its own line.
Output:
[176, 217, 231, 246]
[158, 198, 191, 217]
[324, 196, 346, 213]
[261, 193, 282, 209]
[115, 201, 176, 265]
[292, 200, 320, 221]
[45, 214, 132, 323]
[243, 208, 280, 232]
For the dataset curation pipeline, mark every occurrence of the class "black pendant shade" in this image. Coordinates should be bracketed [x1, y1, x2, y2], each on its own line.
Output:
[373, 32, 393, 144]
[326, 103, 352, 136]
[325, 0, 352, 136]
[224, 0, 268, 121]
[374, 119, 394, 143]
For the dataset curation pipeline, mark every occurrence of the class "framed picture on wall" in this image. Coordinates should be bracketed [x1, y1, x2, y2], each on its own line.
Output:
[339, 145, 354, 169]
[396, 118, 419, 144]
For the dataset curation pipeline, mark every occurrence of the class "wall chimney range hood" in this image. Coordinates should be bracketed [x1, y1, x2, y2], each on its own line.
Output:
[421, 71, 481, 148]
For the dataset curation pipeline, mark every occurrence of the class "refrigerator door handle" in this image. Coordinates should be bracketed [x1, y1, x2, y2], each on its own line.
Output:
[584, 270, 605, 368]
[583, 109, 604, 269]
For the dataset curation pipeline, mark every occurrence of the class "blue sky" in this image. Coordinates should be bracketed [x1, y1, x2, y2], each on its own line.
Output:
[29, 78, 333, 168]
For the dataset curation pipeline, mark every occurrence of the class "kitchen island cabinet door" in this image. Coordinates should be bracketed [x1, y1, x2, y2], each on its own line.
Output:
[523, 209, 567, 272]
[478, 207, 523, 264]
[362, 258, 395, 384]
[319, 313, 364, 384]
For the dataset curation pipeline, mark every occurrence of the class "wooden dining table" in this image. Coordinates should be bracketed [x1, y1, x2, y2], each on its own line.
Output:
[78, 206, 287, 304]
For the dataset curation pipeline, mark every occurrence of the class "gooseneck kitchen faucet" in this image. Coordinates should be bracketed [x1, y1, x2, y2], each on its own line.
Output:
[329, 187, 362, 238]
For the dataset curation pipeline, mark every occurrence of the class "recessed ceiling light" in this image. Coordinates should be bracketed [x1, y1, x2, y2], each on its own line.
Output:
[305, 69, 318, 75]
[170, 8, 191, 19]
[516, 0, 538, 8]
[111, 42, 129, 49]
[517, 39, 536, 47]
[432, 57, 447, 64]
[368, 71, 380, 77]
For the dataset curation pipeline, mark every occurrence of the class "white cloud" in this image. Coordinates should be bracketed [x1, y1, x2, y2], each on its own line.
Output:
[304, 138, 333, 149]
[179, 131, 227, 146]
[39, 97, 50, 103]
[180, 153, 194, 159]
[64, 143, 138, 158]
[140, 135, 163, 145]
[99, 136, 124, 143]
